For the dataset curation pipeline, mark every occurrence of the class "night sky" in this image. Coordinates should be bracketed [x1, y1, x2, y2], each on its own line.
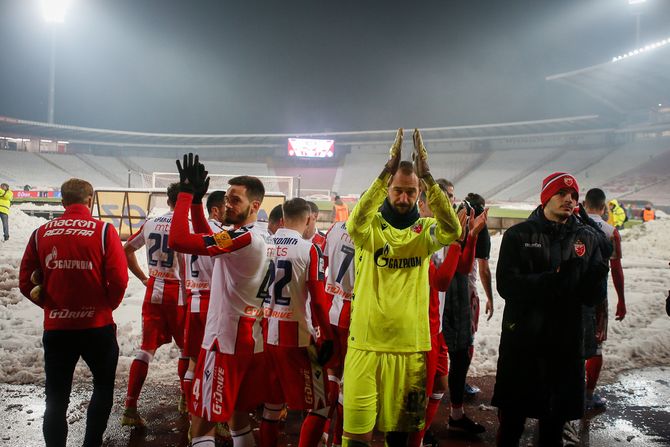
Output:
[1, 0, 669, 134]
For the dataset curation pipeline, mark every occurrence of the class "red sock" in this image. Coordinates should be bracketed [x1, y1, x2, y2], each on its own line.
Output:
[408, 394, 443, 447]
[183, 370, 194, 407]
[260, 419, 280, 447]
[408, 431, 422, 447]
[299, 413, 328, 447]
[125, 358, 149, 408]
[424, 394, 443, 432]
[327, 377, 339, 406]
[586, 355, 603, 392]
[333, 403, 343, 446]
[177, 356, 189, 394]
[322, 419, 331, 443]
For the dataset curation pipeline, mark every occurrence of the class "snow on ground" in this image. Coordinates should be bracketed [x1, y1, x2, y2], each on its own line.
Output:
[1, 208, 669, 387]
[491, 201, 537, 211]
[13, 203, 64, 212]
[0, 209, 181, 386]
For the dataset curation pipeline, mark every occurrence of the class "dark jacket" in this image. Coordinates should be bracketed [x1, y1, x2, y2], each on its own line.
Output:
[492, 206, 608, 421]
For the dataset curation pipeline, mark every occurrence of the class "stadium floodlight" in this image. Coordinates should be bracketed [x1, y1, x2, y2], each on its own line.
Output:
[42, 0, 72, 23]
[611, 36, 670, 62]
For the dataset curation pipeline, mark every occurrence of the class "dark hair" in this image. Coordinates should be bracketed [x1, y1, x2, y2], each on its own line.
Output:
[228, 176, 265, 202]
[167, 183, 180, 206]
[436, 178, 454, 189]
[584, 188, 607, 210]
[465, 192, 485, 208]
[397, 160, 415, 176]
[61, 178, 93, 206]
[458, 192, 485, 216]
[307, 200, 319, 215]
[206, 190, 226, 213]
[269, 204, 283, 224]
[283, 198, 311, 220]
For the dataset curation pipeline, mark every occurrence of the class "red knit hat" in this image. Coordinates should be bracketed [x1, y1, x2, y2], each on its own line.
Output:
[540, 172, 579, 206]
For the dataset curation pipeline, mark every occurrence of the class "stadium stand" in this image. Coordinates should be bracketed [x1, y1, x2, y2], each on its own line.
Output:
[0, 151, 83, 189]
[455, 148, 558, 199]
[598, 146, 670, 198]
[426, 151, 486, 186]
[577, 141, 670, 194]
[77, 154, 130, 187]
[272, 165, 337, 197]
[39, 153, 119, 188]
[496, 147, 610, 202]
[336, 146, 393, 195]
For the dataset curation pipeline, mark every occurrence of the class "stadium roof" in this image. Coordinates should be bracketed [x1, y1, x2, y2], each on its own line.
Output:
[547, 37, 670, 114]
[0, 114, 615, 151]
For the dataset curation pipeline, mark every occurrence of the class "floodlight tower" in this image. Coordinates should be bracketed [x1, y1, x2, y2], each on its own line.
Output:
[628, 0, 646, 47]
[42, 0, 71, 124]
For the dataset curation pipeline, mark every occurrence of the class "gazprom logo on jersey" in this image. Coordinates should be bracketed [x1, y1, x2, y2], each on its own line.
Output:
[45, 247, 94, 271]
[374, 243, 422, 269]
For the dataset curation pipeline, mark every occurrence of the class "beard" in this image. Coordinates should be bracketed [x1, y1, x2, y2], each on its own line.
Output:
[392, 201, 414, 215]
[225, 204, 251, 225]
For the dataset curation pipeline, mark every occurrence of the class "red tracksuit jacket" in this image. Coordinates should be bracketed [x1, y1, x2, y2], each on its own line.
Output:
[19, 204, 128, 330]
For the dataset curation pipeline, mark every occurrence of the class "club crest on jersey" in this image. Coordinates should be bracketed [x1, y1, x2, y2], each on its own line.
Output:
[213, 231, 233, 249]
[574, 240, 586, 257]
[411, 223, 423, 234]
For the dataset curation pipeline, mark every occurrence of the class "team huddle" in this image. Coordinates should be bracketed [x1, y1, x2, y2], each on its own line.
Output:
[19, 129, 625, 447]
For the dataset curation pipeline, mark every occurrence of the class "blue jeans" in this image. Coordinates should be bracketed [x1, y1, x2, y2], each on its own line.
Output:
[0, 212, 8, 240]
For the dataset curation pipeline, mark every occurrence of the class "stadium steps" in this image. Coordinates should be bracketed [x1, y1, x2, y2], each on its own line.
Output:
[507, 147, 621, 202]
[487, 148, 565, 201]
[571, 146, 621, 181]
[331, 166, 344, 195]
[511, 147, 636, 201]
[598, 147, 670, 199]
[119, 157, 149, 175]
[76, 154, 126, 187]
[450, 151, 493, 185]
[0, 164, 18, 185]
[34, 153, 77, 179]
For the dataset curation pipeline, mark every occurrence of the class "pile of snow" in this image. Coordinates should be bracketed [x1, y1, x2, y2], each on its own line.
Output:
[492, 201, 537, 211]
[0, 209, 181, 387]
[1, 209, 669, 388]
[13, 203, 64, 212]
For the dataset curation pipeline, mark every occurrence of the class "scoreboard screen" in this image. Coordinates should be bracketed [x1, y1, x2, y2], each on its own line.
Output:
[288, 138, 335, 158]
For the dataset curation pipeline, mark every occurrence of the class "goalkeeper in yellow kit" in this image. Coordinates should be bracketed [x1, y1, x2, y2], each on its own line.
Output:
[343, 129, 461, 447]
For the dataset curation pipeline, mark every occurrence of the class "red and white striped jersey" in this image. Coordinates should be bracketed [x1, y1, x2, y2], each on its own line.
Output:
[126, 211, 184, 305]
[168, 193, 274, 355]
[323, 222, 355, 326]
[201, 223, 272, 354]
[264, 228, 325, 347]
[184, 219, 227, 313]
[312, 230, 326, 251]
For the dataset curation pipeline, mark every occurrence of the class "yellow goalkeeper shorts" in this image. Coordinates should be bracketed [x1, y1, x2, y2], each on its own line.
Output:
[342, 347, 427, 434]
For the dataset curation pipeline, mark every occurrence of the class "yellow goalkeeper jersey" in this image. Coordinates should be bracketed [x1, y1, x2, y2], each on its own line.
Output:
[346, 177, 460, 353]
